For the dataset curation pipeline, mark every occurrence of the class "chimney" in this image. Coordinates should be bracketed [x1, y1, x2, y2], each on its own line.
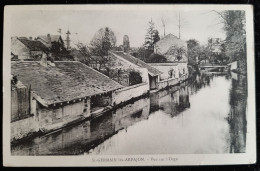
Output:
[47, 34, 51, 44]
[40, 53, 48, 67]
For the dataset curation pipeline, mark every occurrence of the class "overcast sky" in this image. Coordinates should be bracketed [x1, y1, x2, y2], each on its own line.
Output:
[11, 9, 226, 47]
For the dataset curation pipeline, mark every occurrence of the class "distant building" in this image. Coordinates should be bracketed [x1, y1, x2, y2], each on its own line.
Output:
[154, 33, 188, 62]
[36, 34, 64, 49]
[150, 33, 188, 82]
[11, 37, 48, 60]
[11, 58, 123, 140]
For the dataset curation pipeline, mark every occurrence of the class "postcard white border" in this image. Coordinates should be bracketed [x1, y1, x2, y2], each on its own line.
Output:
[3, 4, 256, 166]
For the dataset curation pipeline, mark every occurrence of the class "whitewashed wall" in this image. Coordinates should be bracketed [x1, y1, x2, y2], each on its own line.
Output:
[112, 83, 149, 106]
[11, 115, 39, 142]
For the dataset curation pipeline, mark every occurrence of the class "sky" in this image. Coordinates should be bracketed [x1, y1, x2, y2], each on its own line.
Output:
[10, 9, 226, 47]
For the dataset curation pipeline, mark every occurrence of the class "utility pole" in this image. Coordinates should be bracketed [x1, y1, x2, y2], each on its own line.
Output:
[161, 17, 166, 37]
[178, 12, 181, 39]
[176, 12, 187, 39]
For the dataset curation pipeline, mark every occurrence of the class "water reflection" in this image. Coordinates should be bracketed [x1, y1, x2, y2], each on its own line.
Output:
[11, 72, 248, 155]
[228, 73, 247, 153]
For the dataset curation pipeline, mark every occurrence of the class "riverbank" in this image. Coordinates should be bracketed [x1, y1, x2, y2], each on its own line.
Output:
[11, 74, 190, 145]
[11, 72, 247, 155]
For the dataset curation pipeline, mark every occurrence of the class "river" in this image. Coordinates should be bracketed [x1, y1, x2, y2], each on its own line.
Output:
[11, 72, 248, 155]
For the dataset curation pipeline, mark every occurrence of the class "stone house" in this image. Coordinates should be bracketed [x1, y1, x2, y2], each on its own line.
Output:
[11, 37, 48, 60]
[11, 58, 123, 140]
[150, 33, 188, 83]
[154, 33, 188, 62]
[108, 51, 162, 90]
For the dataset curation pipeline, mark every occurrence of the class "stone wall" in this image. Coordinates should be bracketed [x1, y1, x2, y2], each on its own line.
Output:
[112, 83, 149, 106]
[11, 115, 39, 142]
[158, 77, 179, 90]
[150, 63, 188, 80]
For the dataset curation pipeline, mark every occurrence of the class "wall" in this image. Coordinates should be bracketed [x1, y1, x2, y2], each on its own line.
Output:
[11, 37, 30, 59]
[11, 115, 39, 142]
[149, 63, 178, 80]
[157, 77, 179, 90]
[229, 61, 238, 70]
[38, 100, 85, 129]
[150, 63, 188, 80]
[112, 83, 149, 106]
[11, 82, 30, 122]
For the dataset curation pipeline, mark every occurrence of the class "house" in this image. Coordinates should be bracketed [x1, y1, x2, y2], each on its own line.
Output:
[108, 51, 162, 90]
[150, 33, 188, 81]
[36, 34, 64, 49]
[154, 33, 188, 62]
[227, 61, 238, 71]
[11, 37, 48, 60]
[11, 57, 123, 141]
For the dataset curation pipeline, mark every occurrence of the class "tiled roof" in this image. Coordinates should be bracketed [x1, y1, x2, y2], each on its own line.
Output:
[37, 35, 62, 43]
[11, 61, 124, 105]
[18, 38, 48, 52]
[110, 51, 163, 76]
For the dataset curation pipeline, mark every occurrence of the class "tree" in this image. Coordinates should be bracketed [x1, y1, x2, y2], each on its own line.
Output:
[147, 53, 167, 63]
[187, 39, 200, 65]
[144, 18, 160, 51]
[89, 27, 117, 71]
[166, 45, 187, 62]
[75, 42, 91, 65]
[50, 41, 73, 61]
[123, 35, 130, 52]
[214, 10, 246, 73]
[135, 47, 153, 62]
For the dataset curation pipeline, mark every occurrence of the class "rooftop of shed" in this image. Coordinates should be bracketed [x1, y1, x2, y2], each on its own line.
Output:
[11, 61, 124, 105]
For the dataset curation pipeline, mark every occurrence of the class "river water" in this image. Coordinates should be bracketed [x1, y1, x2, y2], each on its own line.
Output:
[11, 72, 248, 155]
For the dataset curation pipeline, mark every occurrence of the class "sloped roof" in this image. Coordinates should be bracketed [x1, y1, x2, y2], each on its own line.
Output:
[110, 51, 163, 76]
[11, 61, 123, 105]
[37, 35, 63, 43]
[155, 33, 188, 62]
[18, 38, 48, 52]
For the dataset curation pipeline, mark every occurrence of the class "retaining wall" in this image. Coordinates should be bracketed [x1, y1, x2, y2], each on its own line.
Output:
[112, 83, 149, 106]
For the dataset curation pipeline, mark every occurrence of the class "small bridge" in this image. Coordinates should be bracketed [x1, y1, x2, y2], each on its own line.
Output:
[199, 65, 229, 72]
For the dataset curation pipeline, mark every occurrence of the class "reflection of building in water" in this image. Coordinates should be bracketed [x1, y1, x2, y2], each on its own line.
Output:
[112, 98, 150, 131]
[228, 73, 247, 153]
[187, 73, 214, 96]
[151, 82, 190, 117]
[11, 97, 150, 155]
